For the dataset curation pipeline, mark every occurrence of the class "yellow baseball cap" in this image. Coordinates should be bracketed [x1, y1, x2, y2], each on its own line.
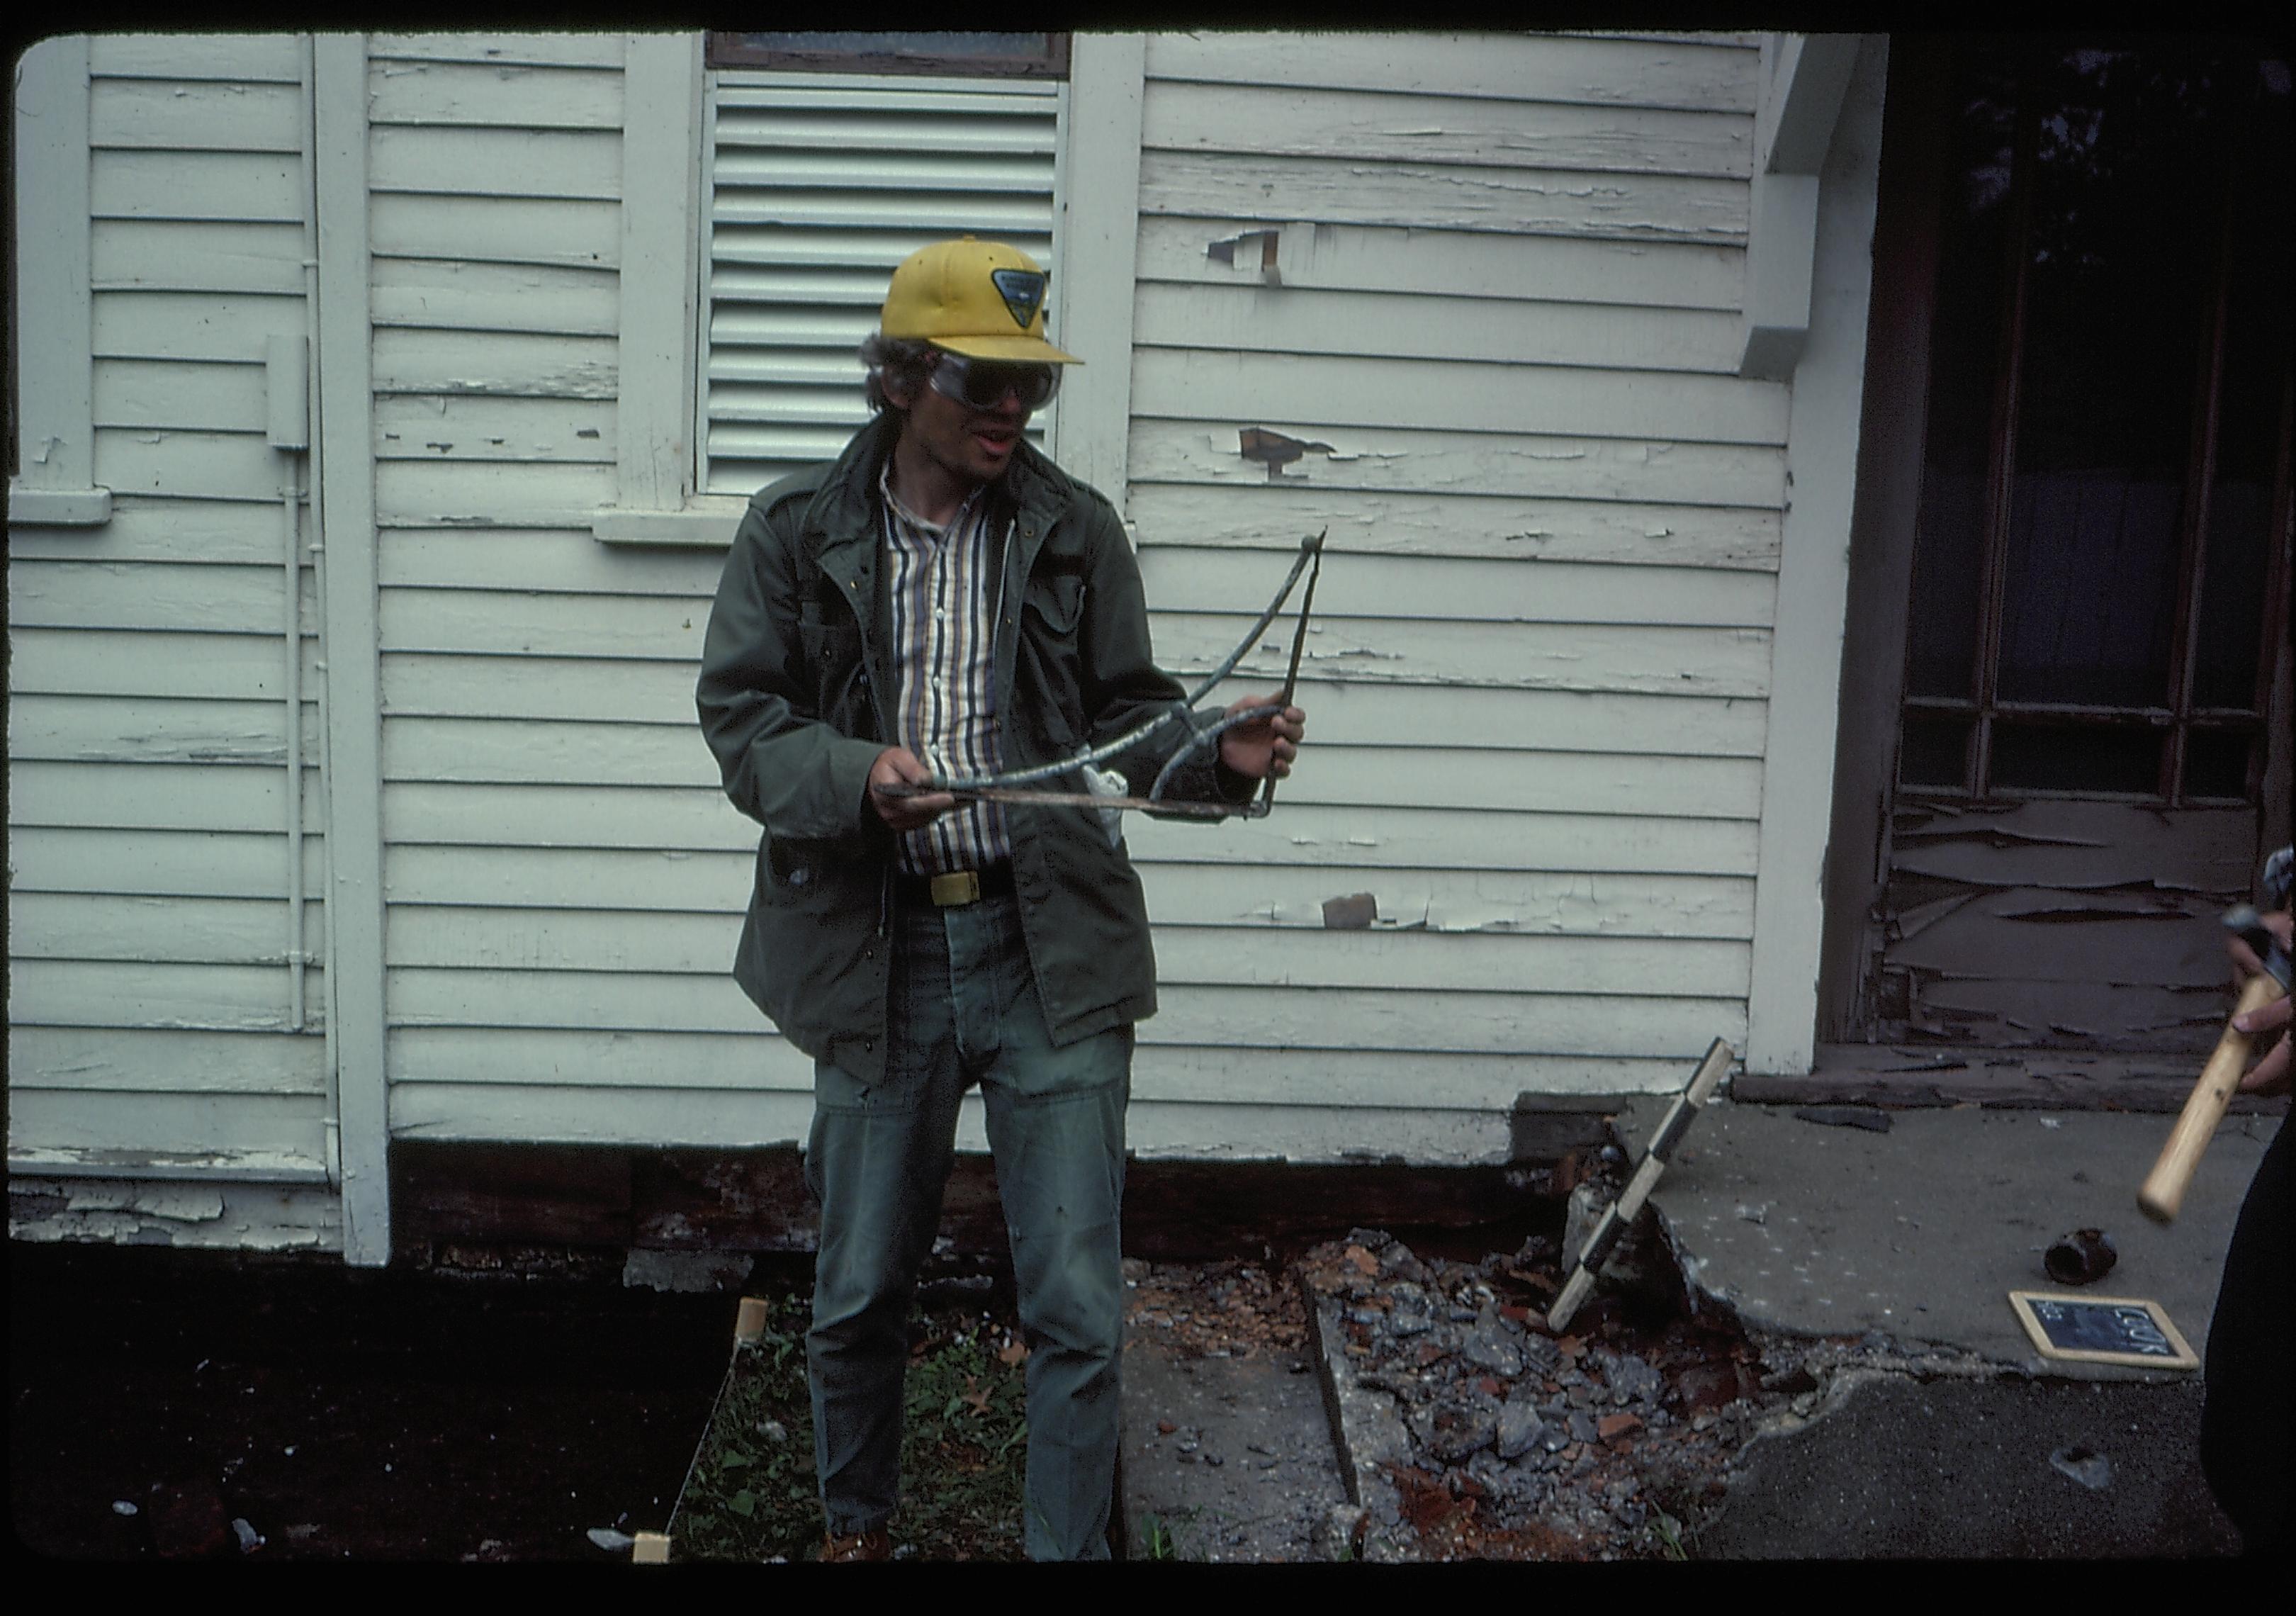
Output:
[881, 237, 1081, 364]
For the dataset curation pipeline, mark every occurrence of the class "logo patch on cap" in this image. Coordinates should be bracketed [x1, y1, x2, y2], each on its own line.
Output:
[989, 268, 1047, 330]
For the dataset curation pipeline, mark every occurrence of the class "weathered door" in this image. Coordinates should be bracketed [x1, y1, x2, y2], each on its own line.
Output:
[1867, 38, 2292, 1053]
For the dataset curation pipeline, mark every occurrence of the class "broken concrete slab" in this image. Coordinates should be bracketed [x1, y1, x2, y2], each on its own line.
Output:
[1120, 1322, 1348, 1562]
[1298, 1274, 1416, 1561]
[1621, 1100, 2275, 1375]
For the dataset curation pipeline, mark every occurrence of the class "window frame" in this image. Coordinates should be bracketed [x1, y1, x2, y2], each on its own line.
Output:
[594, 31, 1141, 551]
[8, 33, 111, 527]
[704, 32, 1070, 81]
[1894, 39, 2294, 808]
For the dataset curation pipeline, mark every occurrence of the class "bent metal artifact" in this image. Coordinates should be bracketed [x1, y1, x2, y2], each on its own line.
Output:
[877, 529, 1327, 821]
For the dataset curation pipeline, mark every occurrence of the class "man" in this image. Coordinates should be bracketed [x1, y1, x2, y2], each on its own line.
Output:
[2201, 872, 2290, 1556]
[695, 237, 1306, 1562]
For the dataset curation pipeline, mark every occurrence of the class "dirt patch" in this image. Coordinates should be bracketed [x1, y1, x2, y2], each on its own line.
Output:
[670, 1294, 1031, 1562]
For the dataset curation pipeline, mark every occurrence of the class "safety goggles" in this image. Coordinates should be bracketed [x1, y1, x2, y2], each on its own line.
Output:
[925, 351, 1062, 412]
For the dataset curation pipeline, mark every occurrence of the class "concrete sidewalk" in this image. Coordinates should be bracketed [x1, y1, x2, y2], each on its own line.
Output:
[1621, 1101, 2276, 1373]
[1620, 1098, 2280, 1556]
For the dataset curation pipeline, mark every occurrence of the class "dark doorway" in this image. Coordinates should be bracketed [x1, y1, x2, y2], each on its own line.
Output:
[1824, 36, 2292, 1067]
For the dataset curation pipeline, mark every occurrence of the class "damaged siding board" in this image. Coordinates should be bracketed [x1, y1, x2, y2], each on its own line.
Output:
[368, 33, 626, 69]
[11, 1028, 326, 1097]
[1136, 1050, 1692, 1111]
[11, 1181, 342, 1252]
[1139, 548, 1772, 627]
[92, 220, 310, 295]
[87, 33, 304, 80]
[1135, 217, 1743, 309]
[1874, 800, 2256, 1053]
[1127, 422, 1782, 507]
[1137, 151, 1745, 242]
[11, 894, 324, 969]
[371, 194, 621, 270]
[1132, 282, 1744, 373]
[1143, 32, 1756, 112]
[1132, 350, 1785, 444]
[9, 1089, 325, 1169]
[1144, 81, 1751, 177]
[381, 845, 1752, 935]
[11, 960, 323, 1033]
[9, 692, 317, 768]
[1127, 486, 1779, 571]
[373, 397, 619, 464]
[1152, 613, 1772, 697]
[386, 1084, 816, 1148]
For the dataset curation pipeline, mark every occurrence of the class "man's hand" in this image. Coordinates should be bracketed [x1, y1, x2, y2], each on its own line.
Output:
[2227, 909, 2292, 1096]
[1217, 692, 1307, 781]
[868, 747, 953, 833]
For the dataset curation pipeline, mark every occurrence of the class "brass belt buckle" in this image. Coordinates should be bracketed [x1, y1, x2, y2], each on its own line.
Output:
[929, 870, 981, 907]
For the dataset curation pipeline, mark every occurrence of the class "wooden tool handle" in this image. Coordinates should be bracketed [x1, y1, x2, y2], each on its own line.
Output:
[2138, 972, 2285, 1223]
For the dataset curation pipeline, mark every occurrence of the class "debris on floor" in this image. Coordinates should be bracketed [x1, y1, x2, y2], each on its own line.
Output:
[1295, 1226, 1784, 1560]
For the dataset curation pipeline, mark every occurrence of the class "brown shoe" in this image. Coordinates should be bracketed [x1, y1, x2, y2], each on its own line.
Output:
[819, 1527, 893, 1563]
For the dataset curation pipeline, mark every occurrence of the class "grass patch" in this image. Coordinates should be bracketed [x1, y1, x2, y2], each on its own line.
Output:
[668, 1292, 1031, 1562]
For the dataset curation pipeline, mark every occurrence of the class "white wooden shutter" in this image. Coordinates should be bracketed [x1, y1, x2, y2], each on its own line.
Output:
[702, 74, 1062, 495]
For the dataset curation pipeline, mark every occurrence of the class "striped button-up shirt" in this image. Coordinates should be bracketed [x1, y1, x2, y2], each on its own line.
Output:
[879, 465, 1011, 876]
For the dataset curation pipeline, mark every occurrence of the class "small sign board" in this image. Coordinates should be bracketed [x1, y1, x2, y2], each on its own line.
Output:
[2007, 1291, 2199, 1370]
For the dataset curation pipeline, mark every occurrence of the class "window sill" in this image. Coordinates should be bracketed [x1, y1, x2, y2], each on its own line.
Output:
[591, 500, 750, 550]
[8, 483, 112, 527]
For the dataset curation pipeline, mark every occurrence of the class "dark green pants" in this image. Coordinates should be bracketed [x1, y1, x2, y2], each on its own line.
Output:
[804, 890, 1130, 1560]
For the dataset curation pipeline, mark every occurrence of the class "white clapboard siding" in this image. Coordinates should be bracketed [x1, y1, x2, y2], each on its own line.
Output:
[1110, 30, 1769, 1135]
[702, 77, 1062, 493]
[8, 40, 330, 1188]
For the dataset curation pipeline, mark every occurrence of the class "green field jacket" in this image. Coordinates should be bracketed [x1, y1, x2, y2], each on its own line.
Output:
[696, 410, 1250, 1085]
